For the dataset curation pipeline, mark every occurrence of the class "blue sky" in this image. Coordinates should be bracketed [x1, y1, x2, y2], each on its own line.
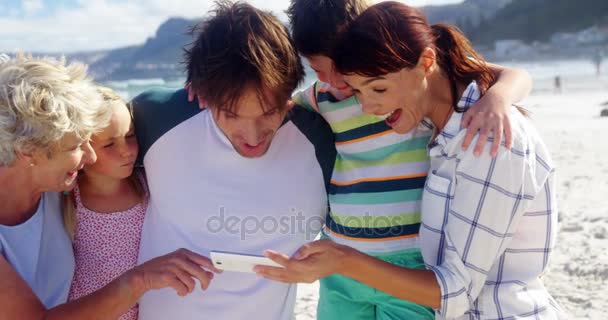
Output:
[0, 0, 464, 53]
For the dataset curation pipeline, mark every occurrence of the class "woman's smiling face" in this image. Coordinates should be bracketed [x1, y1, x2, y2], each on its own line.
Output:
[345, 66, 429, 134]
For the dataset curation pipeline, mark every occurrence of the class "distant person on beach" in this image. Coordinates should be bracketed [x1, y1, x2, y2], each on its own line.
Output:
[256, 2, 566, 319]
[554, 75, 562, 93]
[593, 49, 603, 76]
[0, 55, 213, 320]
[132, 2, 335, 319]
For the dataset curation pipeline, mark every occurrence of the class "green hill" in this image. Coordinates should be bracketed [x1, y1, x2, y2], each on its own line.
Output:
[61, 0, 607, 80]
[87, 17, 200, 80]
[468, 0, 608, 44]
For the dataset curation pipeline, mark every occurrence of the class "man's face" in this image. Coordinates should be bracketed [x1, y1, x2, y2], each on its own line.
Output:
[212, 88, 289, 158]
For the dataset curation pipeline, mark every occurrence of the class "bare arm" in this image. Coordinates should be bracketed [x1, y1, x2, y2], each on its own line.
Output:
[255, 240, 441, 309]
[0, 249, 219, 320]
[462, 63, 532, 157]
[340, 247, 441, 309]
[486, 62, 533, 104]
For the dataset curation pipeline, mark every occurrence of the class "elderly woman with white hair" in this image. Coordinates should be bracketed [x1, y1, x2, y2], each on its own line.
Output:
[0, 54, 218, 319]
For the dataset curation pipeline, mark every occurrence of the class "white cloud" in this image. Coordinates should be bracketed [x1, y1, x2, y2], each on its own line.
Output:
[0, 0, 462, 53]
[0, 1, 159, 52]
[7, 8, 20, 17]
[22, 0, 45, 15]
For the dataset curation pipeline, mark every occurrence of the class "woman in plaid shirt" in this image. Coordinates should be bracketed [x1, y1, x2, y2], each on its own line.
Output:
[257, 2, 567, 319]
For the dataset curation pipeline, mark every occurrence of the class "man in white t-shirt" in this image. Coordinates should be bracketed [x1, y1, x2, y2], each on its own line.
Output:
[133, 3, 335, 319]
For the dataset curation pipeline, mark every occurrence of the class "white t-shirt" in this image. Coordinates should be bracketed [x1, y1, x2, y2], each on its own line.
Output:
[0, 192, 75, 308]
[132, 89, 336, 320]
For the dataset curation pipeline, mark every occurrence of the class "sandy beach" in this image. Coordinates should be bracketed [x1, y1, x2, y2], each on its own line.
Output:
[294, 76, 608, 320]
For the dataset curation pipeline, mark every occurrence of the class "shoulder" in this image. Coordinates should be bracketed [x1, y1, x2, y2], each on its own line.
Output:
[131, 88, 201, 122]
[131, 88, 203, 161]
[285, 105, 337, 187]
[292, 81, 323, 111]
[442, 109, 553, 190]
[287, 105, 334, 140]
[441, 108, 545, 160]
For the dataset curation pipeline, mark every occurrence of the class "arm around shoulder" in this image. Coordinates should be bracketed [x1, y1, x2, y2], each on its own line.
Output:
[462, 64, 533, 155]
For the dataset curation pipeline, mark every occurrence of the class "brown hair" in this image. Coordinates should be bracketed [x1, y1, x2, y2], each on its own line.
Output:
[333, 1, 496, 110]
[184, 1, 304, 114]
[62, 87, 145, 240]
[286, 0, 370, 57]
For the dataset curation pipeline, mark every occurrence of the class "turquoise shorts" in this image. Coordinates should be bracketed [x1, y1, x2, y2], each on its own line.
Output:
[317, 247, 435, 320]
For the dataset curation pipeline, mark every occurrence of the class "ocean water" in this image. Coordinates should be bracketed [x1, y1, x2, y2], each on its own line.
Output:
[503, 59, 608, 93]
[104, 59, 608, 101]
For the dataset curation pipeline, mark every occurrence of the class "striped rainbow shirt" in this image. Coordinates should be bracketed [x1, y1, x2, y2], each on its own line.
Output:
[293, 81, 434, 254]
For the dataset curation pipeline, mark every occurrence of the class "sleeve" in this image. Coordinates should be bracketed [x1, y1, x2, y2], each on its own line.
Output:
[292, 82, 319, 112]
[288, 106, 336, 193]
[430, 142, 550, 318]
[130, 88, 201, 165]
[130, 92, 153, 166]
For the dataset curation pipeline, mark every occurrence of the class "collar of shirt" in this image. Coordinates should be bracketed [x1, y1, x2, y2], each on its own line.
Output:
[429, 81, 480, 156]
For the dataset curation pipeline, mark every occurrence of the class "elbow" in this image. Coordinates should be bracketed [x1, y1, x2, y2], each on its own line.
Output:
[519, 68, 533, 89]
[437, 288, 475, 319]
[429, 265, 476, 319]
[511, 67, 533, 95]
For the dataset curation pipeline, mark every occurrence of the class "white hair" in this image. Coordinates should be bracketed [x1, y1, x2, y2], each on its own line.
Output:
[0, 53, 112, 166]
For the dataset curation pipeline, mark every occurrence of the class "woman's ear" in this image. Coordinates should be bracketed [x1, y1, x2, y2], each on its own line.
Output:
[15, 150, 36, 167]
[417, 47, 437, 75]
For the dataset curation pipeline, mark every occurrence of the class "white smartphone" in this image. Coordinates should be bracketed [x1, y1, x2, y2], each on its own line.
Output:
[210, 250, 284, 273]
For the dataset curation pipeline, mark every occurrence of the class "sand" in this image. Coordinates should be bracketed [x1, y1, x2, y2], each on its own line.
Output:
[294, 81, 608, 320]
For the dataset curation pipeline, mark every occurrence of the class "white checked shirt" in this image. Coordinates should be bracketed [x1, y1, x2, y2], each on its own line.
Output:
[420, 82, 567, 319]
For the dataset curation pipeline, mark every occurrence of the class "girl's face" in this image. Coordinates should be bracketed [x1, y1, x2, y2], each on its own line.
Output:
[84, 103, 138, 180]
[305, 55, 353, 97]
[344, 66, 428, 134]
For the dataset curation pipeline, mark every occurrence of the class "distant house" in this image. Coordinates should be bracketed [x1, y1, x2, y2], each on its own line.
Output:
[494, 40, 534, 58]
[550, 32, 579, 48]
[551, 26, 608, 47]
[577, 26, 607, 45]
